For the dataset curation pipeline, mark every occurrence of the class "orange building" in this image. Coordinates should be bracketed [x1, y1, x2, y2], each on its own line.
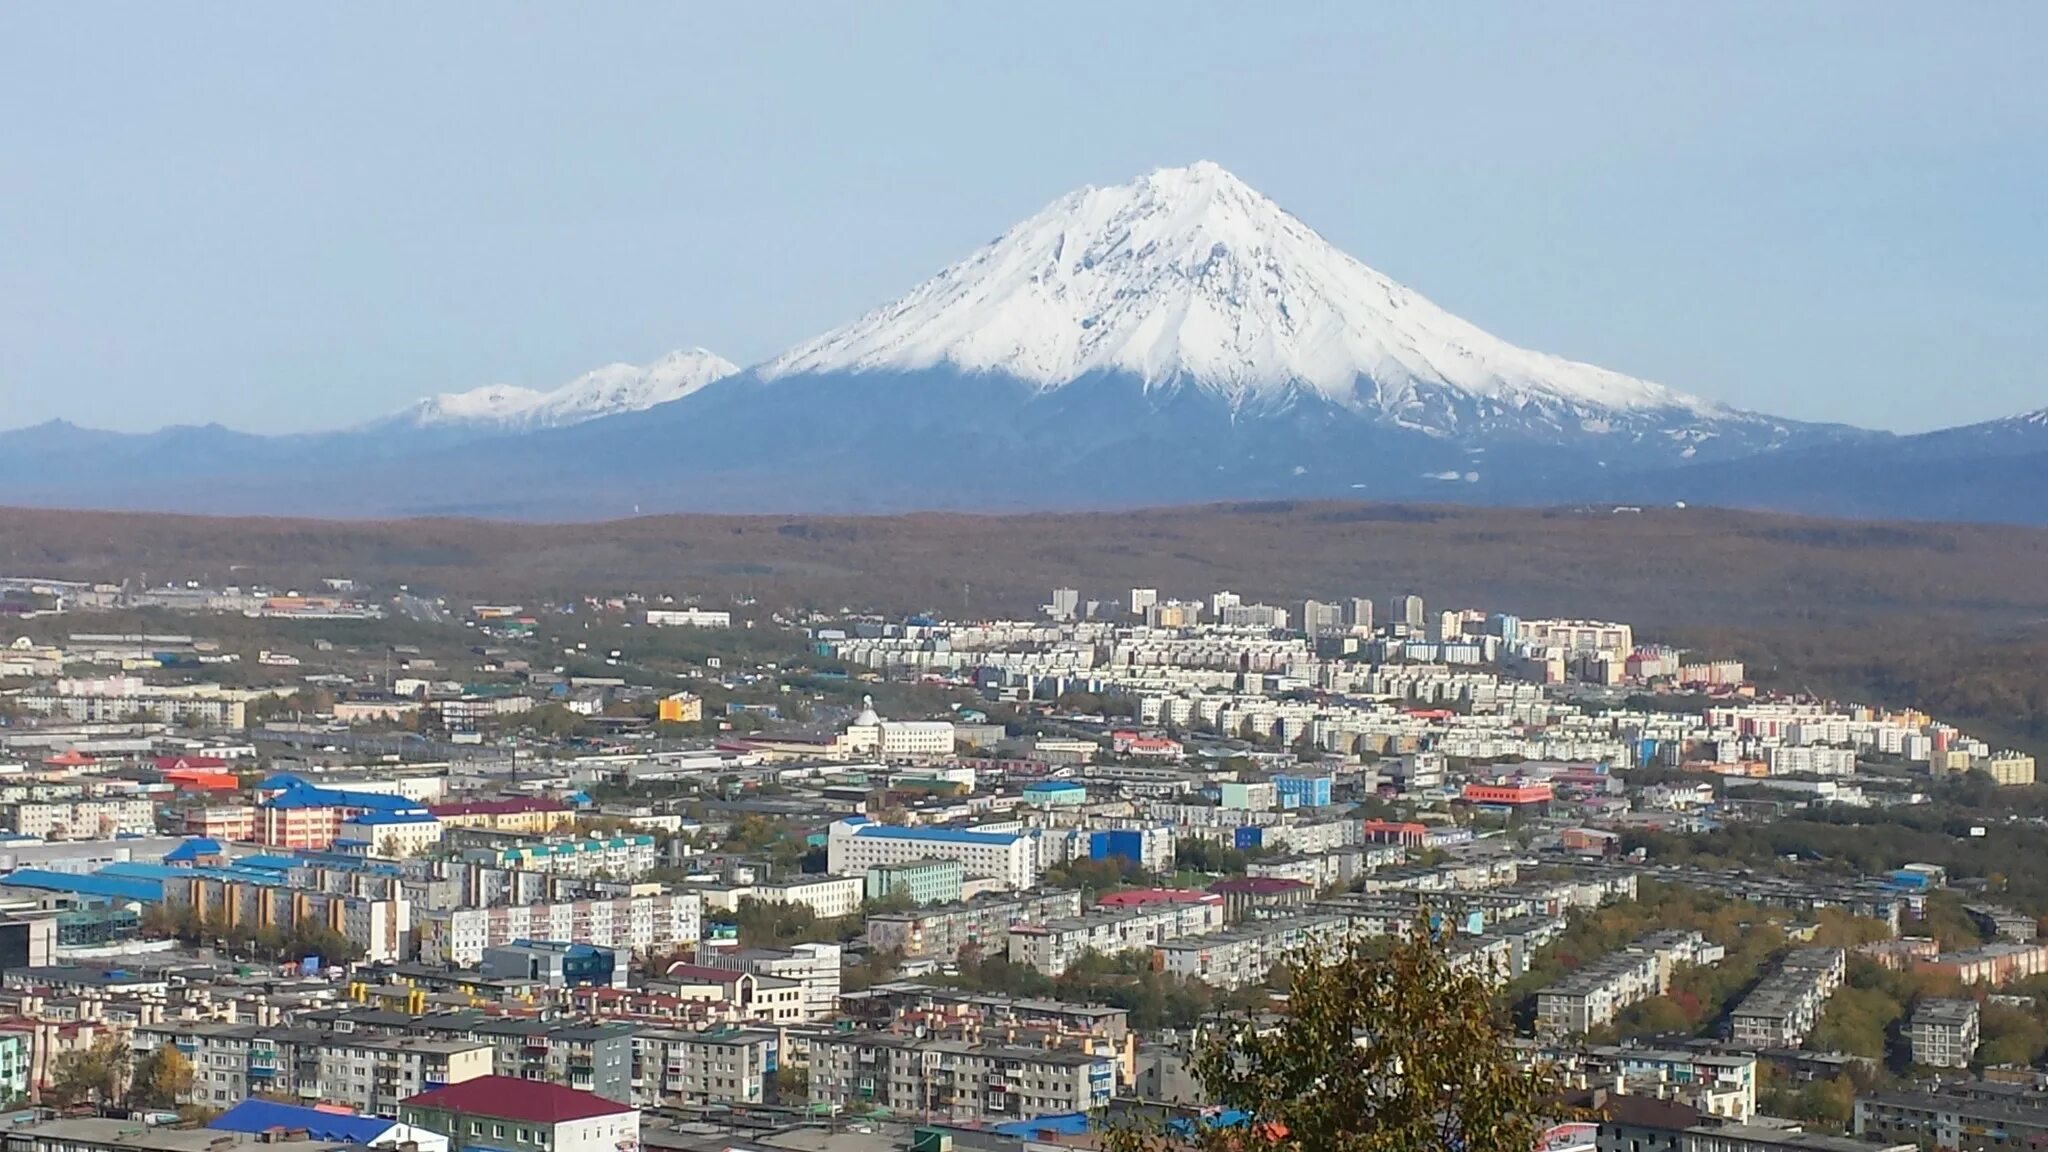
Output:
[258, 804, 346, 850]
[1361, 820, 1429, 847]
[160, 765, 241, 792]
[184, 805, 257, 841]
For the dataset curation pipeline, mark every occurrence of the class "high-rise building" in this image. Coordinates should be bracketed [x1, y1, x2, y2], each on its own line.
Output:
[1048, 588, 1080, 621]
[1302, 600, 1345, 638]
[1211, 590, 1241, 616]
[1393, 595, 1426, 630]
[1130, 588, 1158, 618]
[1349, 597, 1374, 633]
[1220, 603, 1288, 630]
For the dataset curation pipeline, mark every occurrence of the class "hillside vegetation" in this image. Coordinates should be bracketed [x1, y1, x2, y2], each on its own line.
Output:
[6, 500, 2048, 750]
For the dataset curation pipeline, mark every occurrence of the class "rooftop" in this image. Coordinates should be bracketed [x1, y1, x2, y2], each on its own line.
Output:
[402, 1074, 635, 1123]
[210, 1100, 395, 1144]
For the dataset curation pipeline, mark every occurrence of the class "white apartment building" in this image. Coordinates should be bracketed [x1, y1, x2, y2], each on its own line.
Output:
[646, 609, 732, 628]
[1515, 619, 1634, 656]
[9, 798, 156, 839]
[741, 874, 865, 920]
[1155, 914, 1353, 989]
[1007, 901, 1226, 975]
[417, 891, 703, 966]
[1766, 745, 1857, 776]
[1729, 948, 1846, 1049]
[473, 834, 660, 879]
[827, 819, 1038, 890]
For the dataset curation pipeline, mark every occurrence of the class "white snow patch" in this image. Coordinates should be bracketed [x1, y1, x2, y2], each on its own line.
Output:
[762, 161, 1732, 422]
[390, 348, 738, 431]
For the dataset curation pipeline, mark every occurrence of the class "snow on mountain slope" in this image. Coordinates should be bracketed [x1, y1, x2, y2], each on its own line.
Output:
[396, 348, 736, 431]
[760, 161, 1732, 427]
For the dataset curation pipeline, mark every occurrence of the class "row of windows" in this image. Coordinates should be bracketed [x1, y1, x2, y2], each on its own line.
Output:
[465, 1121, 552, 1146]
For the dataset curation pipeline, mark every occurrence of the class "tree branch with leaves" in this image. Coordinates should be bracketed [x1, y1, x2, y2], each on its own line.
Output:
[1108, 917, 1555, 1152]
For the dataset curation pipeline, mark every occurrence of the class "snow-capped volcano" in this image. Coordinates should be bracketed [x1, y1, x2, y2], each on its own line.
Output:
[395, 347, 736, 431]
[761, 161, 1731, 430]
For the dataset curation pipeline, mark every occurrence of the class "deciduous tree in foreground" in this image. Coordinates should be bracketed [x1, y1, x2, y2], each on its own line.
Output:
[1108, 919, 1553, 1152]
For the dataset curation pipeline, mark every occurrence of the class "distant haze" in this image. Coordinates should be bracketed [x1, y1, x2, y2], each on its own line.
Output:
[1, 4, 2043, 434]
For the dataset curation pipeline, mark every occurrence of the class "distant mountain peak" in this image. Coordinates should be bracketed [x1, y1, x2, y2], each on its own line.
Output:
[393, 347, 736, 431]
[758, 161, 1733, 425]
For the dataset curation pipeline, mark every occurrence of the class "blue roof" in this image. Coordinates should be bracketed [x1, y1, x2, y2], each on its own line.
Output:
[992, 1113, 1091, 1138]
[210, 1100, 394, 1142]
[1022, 780, 1085, 792]
[1166, 1110, 1252, 1137]
[262, 776, 423, 814]
[235, 855, 303, 874]
[163, 838, 223, 863]
[853, 824, 1020, 847]
[0, 869, 161, 903]
[97, 862, 187, 880]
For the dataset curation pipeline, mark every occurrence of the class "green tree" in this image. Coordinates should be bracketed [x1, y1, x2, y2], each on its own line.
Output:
[1614, 995, 1692, 1039]
[1979, 1004, 2048, 1067]
[770, 1065, 809, 1104]
[47, 1034, 131, 1107]
[131, 1045, 195, 1108]
[1108, 920, 1553, 1152]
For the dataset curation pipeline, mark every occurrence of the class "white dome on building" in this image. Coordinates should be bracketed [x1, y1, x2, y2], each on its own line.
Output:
[852, 695, 883, 729]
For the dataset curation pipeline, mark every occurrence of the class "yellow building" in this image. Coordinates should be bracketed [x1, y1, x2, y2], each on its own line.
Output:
[658, 691, 703, 724]
[1987, 752, 2038, 787]
[1932, 749, 1974, 777]
[427, 797, 575, 834]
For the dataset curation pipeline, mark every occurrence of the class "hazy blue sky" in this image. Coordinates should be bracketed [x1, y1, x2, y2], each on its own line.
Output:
[2, 4, 2042, 434]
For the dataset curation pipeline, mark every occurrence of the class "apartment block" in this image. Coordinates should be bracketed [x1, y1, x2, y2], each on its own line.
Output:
[865, 890, 1085, 959]
[1729, 948, 1846, 1049]
[1536, 932, 1718, 1037]
[1915, 941, 2048, 987]
[1006, 900, 1225, 975]
[467, 834, 659, 880]
[632, 1026, 777, 1107]
[827, 819, 1038, 890]
[416, 891, 702, 966]
[9, 799, 156, 840]
[807, 1033, 1113, 1123]
[132, 1022, 494, 1113]
[1909, 998, 1979, 1069]
[1153, 914, 1352, 990]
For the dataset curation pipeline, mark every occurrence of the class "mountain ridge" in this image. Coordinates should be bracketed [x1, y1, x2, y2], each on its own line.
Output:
[382, 347, 737, 431]
[0, 161, 2036, 522]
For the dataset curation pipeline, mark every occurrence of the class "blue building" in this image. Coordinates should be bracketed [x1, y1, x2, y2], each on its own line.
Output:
[478, 939, 625, 988]
[1272, 775, 1334, 809]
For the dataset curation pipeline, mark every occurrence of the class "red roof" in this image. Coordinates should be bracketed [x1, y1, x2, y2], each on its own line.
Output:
[402, 1075, 632, 1123]
[1096, 888, 1220, 908]
[663, 962, 747, 985]
[1208, 877, 1310, 895]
